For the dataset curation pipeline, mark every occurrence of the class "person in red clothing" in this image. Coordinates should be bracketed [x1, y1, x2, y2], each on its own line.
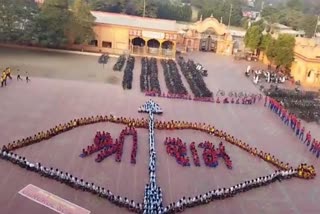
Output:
[310, 139, 317, 153]
[264, 96, 268, 106]
[299, 126, 305, 141]
[304, 131, 311, 146]
[295, 120, 301, 136]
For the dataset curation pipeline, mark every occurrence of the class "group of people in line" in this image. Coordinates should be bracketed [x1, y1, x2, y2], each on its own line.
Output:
[113, 55, 126, 71]
[163, 168, 298, 213]
[178, 57, 213, 98]
[160, 59, 188, 96]
[0, 149, 143, 213]
[246, 65, 287, 85]
[164, 138, 232, 169]
[143, 103, 164, 214]
[140, 57, 161, 95]
[266, 96, 320, 158]
[1, 67, 30, 87]
[122, 56, 135, 90]
[145, 91, 261, 105]
[80, 128, 138, 164]
[1, 99, 316, 213]
[2, 113, 315, 179]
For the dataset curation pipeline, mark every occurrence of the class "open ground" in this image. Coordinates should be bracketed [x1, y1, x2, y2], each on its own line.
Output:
[0, 47, 319, 214]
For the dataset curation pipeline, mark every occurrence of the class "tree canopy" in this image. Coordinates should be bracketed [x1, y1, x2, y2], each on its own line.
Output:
[261, 0, 319, 38]
[69, 0, 96, 44]
[244, 26, 263, 51]
[0, 0, 39, 42]
[194, 0, 243, 26]
[34, 0, 71, 47]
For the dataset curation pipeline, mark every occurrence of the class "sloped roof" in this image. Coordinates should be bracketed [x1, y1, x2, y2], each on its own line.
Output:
[91, 11, 177, 32]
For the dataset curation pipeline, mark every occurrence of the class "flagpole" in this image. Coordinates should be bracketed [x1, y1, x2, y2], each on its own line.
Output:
[313, 16, 320, 38]
[143, 0, 146, 17]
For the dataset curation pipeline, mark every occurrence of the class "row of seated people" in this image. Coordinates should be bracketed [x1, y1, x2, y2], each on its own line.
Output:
[217, 97, 255, 104]
[80, 127, 138, 164]
[145, 91, 257, 105]
[164, 168, 298, 213]
[3, 114, 315, 179]
[164, 138, 232, 169]
[165, 137, 190, 167]
[199, 141, 232, 169]
[0, 150, 142, 213]
[190, 142, 200, 166]
[81, 131, 113, 157]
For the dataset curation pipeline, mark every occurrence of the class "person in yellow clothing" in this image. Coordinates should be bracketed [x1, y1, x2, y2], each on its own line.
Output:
[5, 67, 12, 80]
[1, 72, 6, 86]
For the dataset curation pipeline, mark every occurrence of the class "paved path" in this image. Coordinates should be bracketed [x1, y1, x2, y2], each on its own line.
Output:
[0, 49, 319, 214]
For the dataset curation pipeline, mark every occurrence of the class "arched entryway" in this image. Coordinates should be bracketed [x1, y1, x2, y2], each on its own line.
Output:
[161, 40, 173, 49]
[147, 39, 160, 55]
[147, 39, 160, 48]
[161, 40, 174, 56]
[132, 37, 145, 47]
[131, 37, 145, 55]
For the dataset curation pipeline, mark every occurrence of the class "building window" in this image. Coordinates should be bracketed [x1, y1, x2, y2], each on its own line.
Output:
[89, 40, 98, 47]
[102, 41, 112, 48]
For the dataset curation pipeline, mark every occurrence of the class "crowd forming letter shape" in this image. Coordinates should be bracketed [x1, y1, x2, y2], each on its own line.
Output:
[139, 100, 164, 213]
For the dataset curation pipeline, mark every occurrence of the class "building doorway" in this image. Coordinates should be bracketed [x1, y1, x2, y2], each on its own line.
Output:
[147, 39, 160, 55]
[200, 28, 218, 52]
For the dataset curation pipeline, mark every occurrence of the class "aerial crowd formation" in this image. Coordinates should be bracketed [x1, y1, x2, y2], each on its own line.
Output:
[80, 128, 138, 164]
[266, 96, 320, 158]
[122, 56, 135, 90]
[165, 138, 232, 169]
[140, 57, 161, 95]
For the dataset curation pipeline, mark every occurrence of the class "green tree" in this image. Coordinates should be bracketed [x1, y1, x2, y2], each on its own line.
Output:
[244, 26, 263, 52]
[299, 15, 318, 38]
[157, 3, 192, 21]
[90, 0, 125, 13]
[265, 38, 277, 64]
[0, 0, 39, 42]
[274, 34, 295, 68]
[286, 0, 304, 11]
[259, 34, 272, 51]
[197, 0, 243, 26]
[34, 0, 70, 47]
[69, 0, 95, 44]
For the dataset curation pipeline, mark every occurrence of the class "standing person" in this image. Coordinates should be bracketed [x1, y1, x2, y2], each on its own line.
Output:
[5, 67, 12, 80]
[17, 74, 22, 80]
[304, 131, 311, 146]
[299, 126, 305, 141]
[2, 71, 7, 86]
[264, 96, 268, 107]
[26, 72, 30, 83]
[0, 75, 4, 87]
[17, 69, 22, 80]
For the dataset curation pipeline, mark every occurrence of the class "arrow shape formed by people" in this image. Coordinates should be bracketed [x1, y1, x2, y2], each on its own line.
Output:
[139, 100, 164, 213]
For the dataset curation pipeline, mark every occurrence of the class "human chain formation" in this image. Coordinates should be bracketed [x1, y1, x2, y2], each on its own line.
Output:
[160, 59, 188, 97]
[146, 90, 262, 105]
[177, 57, 213, 99]
[122, 56, 135, 90]
[113, 54, 126, 71]
[165, 138, 232, 169]
[80, 128, 138, 164]
[140, 57, 161, 95]
[138, 100, 164, 213]
[0, 101, 316, 213]
[266, 97, 320, 158]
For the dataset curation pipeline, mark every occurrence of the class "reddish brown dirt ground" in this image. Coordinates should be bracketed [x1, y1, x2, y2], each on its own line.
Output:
[0, 49, 319, 214]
